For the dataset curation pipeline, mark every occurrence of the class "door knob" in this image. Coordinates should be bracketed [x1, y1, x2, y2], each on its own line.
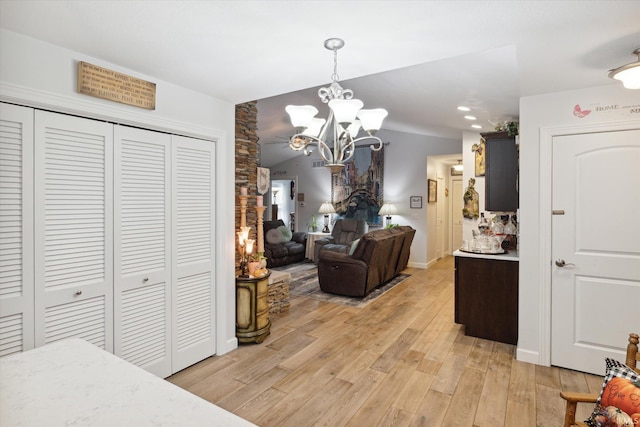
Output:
[555, 259, 575, 267]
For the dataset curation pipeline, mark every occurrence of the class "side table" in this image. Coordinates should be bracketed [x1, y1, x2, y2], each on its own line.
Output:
[236, 271, 271, 344]
[305, 231, 331, 261]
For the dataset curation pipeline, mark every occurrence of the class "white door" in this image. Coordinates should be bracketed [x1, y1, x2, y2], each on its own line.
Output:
[451, 178, 463, 250]
[34, 111, 114, 350]
[114, 126, 171, 377]
[551, 129, 640, 375]
[0, 103, 34, 356]
[436, 177, 444, 258]
[171, 135, 216, 372]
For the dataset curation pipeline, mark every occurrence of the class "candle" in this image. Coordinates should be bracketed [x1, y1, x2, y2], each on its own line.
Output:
[256, 195, 263, 207]
[240, 187, 248, 196]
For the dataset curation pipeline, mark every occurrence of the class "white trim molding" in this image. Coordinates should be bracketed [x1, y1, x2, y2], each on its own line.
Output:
[537, 119, 640, 367]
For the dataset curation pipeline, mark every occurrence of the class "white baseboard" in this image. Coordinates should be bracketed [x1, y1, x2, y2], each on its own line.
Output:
[216, 337, 238, 356]
[516, 347, 541, 365]
[408, 261, 427, 269]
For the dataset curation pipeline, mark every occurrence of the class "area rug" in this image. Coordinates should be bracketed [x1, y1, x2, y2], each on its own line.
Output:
[285, 265, 410, 308]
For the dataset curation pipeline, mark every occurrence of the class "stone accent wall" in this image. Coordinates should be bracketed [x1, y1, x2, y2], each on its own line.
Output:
[268, 272, 291, 314]
[235, 101, 290, 313]
[235, 101, 260, 271]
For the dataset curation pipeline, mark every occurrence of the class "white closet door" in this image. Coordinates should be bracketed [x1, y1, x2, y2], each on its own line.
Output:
[0, 103, 34, 357]
[114, 126, 171, 377]
[171, 135, 215, 372]
[34, 111, 113, 351]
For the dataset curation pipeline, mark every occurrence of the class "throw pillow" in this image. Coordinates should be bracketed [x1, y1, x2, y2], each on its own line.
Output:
[349, 238, 360, 255]
[586, 359, 640, 427]
[266, 228, 283, 245]
[278, 225, 292, 242]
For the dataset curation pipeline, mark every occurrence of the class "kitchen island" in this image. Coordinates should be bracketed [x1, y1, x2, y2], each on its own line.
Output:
[453, 249, 519, 345]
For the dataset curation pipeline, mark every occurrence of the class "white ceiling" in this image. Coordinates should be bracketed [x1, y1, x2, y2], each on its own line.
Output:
[2, 1, 639, 167]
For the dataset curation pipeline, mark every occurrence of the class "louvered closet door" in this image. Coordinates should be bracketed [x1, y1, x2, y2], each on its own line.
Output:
[34, 111, 113, 350]
[0, 103, 34, 357]
[114, 126, 171, 377]
[171, 135, 215, 372]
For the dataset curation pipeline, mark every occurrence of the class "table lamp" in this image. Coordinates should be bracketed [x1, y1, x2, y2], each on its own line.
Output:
[378, 203, 397, 227]
[318, 201, 336, 233]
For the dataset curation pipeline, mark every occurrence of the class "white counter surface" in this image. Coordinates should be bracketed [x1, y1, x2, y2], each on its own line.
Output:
[453, 249, 519, 261]
[0, 338, 256, 427]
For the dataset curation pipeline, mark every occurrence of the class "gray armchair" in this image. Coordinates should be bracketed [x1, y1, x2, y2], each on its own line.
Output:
[313, 218, 368, 264]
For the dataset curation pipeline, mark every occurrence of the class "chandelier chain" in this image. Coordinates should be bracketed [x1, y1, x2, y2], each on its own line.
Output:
[331, 48, 339, 82]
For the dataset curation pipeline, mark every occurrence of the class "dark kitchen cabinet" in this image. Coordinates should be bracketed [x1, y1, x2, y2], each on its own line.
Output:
[483, 131, 518, 212]
[454, 255, 518, 345]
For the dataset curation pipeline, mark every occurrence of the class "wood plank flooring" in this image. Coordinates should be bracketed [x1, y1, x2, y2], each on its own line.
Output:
[167, 256, 603, 426]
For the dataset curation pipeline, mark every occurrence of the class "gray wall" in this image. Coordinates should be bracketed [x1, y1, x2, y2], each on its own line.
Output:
[264, 129, 461, 267]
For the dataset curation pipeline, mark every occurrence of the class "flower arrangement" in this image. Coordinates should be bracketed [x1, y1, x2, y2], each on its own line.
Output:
[494, 121, 519, 137]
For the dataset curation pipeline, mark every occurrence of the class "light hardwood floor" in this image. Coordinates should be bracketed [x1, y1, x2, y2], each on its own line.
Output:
[167, 256, 602, 427]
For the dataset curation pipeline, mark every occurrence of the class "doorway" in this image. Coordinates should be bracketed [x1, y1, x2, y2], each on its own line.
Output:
[451, 178, 463, 250]
[270, 178, 297, 231]
[550, 128, 640, 375]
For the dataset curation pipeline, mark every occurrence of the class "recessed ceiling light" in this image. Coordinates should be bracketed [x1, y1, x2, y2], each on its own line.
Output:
[471, 124, 482, 129]
[457, 106, 471, 112]
[464, 115, 477, 120]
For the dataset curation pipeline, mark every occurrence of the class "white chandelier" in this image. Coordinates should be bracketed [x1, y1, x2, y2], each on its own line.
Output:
[285, 38, 388, 174]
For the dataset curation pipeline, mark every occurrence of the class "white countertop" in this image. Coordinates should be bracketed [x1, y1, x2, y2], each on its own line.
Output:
[453, 248, 519, 261]
[0, 338, 256, 427]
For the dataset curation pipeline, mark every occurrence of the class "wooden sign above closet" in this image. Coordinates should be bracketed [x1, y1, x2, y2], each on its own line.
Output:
[77, 61, 156, 110]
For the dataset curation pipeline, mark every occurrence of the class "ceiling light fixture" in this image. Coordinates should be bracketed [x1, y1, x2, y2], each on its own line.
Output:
[453, 160, 464, 172]
[471, 124, 482, 129]
[464, 115, 477, 120]
[285, 38, 388, 174]
[608, 48, 640, 89]
[457, 106, 471, 112]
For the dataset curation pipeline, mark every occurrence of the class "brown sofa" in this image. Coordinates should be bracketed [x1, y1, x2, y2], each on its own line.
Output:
[317, 226, 415, 297]
[263, 220, 307, 268]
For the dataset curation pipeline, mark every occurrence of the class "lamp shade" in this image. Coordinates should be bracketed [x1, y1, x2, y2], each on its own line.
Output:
[302, 118, 327, 137]
[378, 203, 397, 216]
[357, 108, 388, 132]
[286, 105, 318, 128]
[318, 201, 336, 214]
[328, 99, 363, 124]
[609, 63, 640, 89]
[608, 49, 640, 89]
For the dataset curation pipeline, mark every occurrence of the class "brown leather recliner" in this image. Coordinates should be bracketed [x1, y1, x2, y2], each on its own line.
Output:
[313, 218, 368, 264]
[317, 226, 415, 297]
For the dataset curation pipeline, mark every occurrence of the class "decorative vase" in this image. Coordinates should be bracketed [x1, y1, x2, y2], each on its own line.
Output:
[248, 261, 260, 276]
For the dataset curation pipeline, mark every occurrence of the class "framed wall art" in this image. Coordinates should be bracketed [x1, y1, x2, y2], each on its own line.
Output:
[410, 196, 422, 209]
[331, 145, 384, 226]
[428, 179, 437, 203]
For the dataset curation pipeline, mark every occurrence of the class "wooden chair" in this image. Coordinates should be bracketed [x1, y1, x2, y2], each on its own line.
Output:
[560, 332, 639, 427]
